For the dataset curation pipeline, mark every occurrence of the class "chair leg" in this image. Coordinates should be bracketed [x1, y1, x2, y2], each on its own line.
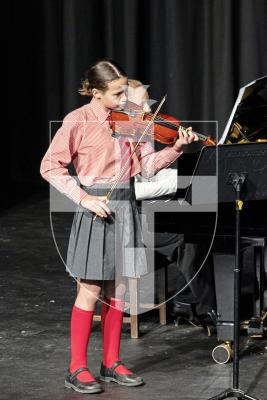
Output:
[158, 268, 167, 325]
[128, 277, 139, 338]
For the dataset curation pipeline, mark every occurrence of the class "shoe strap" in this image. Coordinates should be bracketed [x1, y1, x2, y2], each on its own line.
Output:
[69, 367, 89, 381]
[110, 360, 123, 372]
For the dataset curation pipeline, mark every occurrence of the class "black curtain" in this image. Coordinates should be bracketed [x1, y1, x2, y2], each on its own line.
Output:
[8, 0, 267, 207]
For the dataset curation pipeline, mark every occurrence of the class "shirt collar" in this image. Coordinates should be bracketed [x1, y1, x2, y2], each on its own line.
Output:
[88, 97, 110, 124]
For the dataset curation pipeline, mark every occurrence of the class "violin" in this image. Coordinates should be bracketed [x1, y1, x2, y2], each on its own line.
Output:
[110, 103, 216, 146]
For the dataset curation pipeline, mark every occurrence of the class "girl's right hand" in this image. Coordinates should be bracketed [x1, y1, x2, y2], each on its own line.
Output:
[80, 195, 111, 218]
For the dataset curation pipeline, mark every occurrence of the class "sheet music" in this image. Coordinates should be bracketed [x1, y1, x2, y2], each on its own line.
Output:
[218, 78, 257, 145]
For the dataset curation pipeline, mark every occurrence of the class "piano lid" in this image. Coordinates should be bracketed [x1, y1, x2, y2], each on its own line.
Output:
[219, 75, 267, 144]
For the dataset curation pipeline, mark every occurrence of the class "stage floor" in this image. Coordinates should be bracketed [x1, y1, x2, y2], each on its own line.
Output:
[1, 195, 266, 400]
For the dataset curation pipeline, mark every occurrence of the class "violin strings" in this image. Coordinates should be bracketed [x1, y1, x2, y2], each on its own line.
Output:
[144, 113, 208, 141]
[124, 109, 208, 141]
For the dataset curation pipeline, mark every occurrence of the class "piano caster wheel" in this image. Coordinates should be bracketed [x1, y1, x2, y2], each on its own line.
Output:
[212, 341, 233, 364]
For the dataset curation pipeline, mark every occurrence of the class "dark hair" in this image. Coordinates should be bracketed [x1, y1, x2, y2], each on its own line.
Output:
[79, 59, 127, 96]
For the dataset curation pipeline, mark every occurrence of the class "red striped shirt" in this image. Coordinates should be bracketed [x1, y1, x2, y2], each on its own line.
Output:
[40, 97, 182, 203]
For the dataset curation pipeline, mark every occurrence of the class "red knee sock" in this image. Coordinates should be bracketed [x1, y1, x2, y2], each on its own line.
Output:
[69, 305, 95, 382]
[102, 299, 133, 375]
[101, 296, 110, 343]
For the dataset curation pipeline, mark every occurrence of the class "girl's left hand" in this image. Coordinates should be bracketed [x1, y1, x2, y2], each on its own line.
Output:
[173, 126, 199, 151]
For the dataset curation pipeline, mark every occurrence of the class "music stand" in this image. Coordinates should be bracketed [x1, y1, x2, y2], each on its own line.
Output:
[189, 143, 267, 400]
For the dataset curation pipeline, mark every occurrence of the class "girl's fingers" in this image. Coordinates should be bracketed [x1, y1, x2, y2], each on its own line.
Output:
[176, 126, 199, 146]
[185, 128, 199, 142]
[96, 201, 111, 214]
[82, 200, 109, 217]
[188, 132, 199, 142]
[96, 196, 111, 214]
[81, 196, 110, 216]
[187, 131, 195, 143]
[99, 202, 111, 214]
[181, 128, 188, 137]
[95, 204, 110, 217]
[93, 205, 107, 217]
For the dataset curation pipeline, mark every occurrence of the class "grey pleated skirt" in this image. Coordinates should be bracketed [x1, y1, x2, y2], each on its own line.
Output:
[66, 179, 147, 280]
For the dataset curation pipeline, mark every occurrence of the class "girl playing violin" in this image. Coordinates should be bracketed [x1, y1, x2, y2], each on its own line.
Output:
[40, 59, 198, 394]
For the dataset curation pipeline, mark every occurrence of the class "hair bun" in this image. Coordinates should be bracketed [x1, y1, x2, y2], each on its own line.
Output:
[78, 78, 92, 96]
[78, 59, 127, 97]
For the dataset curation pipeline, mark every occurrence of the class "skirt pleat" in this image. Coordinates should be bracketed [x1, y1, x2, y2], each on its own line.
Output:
[66, 179, 147, 280]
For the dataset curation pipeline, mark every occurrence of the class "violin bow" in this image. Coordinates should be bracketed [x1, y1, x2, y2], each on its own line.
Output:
[105, 94, 168, 201]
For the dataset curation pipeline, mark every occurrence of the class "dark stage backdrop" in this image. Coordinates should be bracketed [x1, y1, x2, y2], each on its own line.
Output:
[8, 0, 267, 208]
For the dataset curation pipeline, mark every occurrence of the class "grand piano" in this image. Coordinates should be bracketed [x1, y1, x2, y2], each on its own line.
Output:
[145, 75, 267, 363]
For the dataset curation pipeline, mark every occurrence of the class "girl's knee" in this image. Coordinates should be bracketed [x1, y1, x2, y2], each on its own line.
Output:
[104, 281, 126, 300]
[78, 282, 102, 302]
